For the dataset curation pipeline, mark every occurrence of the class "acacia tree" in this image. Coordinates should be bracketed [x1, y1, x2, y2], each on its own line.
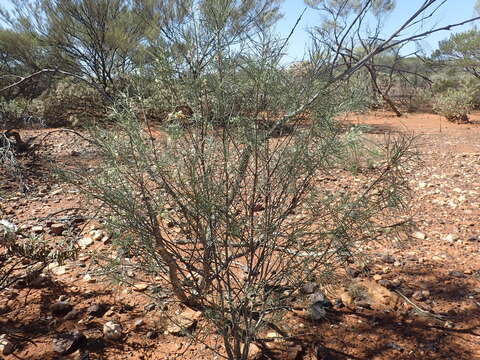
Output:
[0, 0, 149, 100]
[433, 28, 480, 79]
[64, 1, 480, 359]
[305, 0, 479, 116]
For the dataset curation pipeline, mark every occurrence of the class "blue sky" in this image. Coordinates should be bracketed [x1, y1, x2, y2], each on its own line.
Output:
[277, 0, 479, 62]
[0, 0, 478, 62]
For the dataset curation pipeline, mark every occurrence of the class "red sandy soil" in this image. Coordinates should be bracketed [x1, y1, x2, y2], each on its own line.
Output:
[0, 111, 479, 360]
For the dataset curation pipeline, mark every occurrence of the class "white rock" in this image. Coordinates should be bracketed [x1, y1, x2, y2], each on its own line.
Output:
[51, 265, 68, 276]
[103, 321, 122, 340]
[31, 226, 44, 234]
[0, 334, 14, 355]
[412, 231, 426, 240]
[444, 233, 458, 243]
[91, 230, 104, 241]
[0, 220, 17, 232]
[83, 274, 96, 283]
[78, 237, 93, 248]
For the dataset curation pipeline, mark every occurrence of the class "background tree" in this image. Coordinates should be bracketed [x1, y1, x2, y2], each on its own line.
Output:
[0, 0, 149, 100]
[433, 28, 480, 79]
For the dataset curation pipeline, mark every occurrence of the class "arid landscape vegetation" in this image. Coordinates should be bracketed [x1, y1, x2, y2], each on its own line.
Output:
[1, 1, 480, 359]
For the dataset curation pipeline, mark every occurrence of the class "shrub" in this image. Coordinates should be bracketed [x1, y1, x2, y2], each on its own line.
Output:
[36, 79, 108, 127]
[62, 2, 418, 358]
[432, 88, 474, 123]
[66, 52, 417, 360]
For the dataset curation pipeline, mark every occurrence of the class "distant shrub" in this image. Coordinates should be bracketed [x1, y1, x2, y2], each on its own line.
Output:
[432, 88, 474, 123]
[37, 79, 108, 127]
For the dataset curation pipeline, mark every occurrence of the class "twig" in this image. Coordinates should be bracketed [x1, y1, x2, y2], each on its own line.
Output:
[394, 289, 448, 322]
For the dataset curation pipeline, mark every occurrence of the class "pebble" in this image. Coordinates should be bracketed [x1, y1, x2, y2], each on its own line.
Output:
[83, 274, 96, 283]
[103, 321, 122, 340]
[302, 282, 317, 294]
[50, 223, 65, 235]
[134, 319, 144, 328]
[380, 255, 395, 264]
[86, 304, 107, 317]
[412, 231, 426, 240]
[373, 274, 383, 281]
[444, 234, 458, 243]
[91, 230, 104, 241]
[53, 331, 86, 355]
[78, 237, 94, 248]
[0, 334, 14, 355]
[449, 270, 465, 278]
[51, 265, 68, 276]
[50, 301, 73, 317]
[133, 283, 149, 292]
[31, 225, 44, 234]
[146, 331, 157, 339]
[144, 303, 156, 312]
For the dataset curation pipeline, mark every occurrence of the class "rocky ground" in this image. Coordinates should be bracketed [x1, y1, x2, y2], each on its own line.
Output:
[0, 111, 479, 360]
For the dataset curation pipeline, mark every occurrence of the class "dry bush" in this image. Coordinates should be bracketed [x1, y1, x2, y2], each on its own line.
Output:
[432, 88, 474, 123]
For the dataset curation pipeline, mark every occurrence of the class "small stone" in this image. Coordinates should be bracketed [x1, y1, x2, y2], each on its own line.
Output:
[50, 301, 73, 316]
[103, 321, 122, 340]
[166, 309, 201, 335]
[310, 301, 327, 320]
[412, 231, 426, 240]
[449, 270, 465, 278]
[50, 223, 65, 235]
[302, 282, 317, 294]
[134, 319, 144, 328]
[346, 267, 360, 278]
[0, 335, 14, 356]
[412, 290, 426, 301]
[467, 236, 478, 242]
[380, 255, 395, 264]
[91, 230, 104, 241]
[83, 274, 96, 283]
[444, 233, 458, 243]
[0, 219, 17, 232]
[86, 304, 107, 317]
[464, 269, 473, 275]
[31, 225, 44, 234]
[78, 237, 93, 248]
[393, 261, 402, 267]
[51, 265, 68, 276]
[431, 255, 443, 262]
[146, 331, 157, 339]
[53, 331, 86, 355]
[378, 279, 392, 288]
[133, 283, 149, 292]
[373, 274, 383, 281]
[444, 321, 454, 328]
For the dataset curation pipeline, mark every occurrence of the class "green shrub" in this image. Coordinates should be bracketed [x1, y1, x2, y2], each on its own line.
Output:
[36, 79, 108, 127]
[432, 88, 474, 123]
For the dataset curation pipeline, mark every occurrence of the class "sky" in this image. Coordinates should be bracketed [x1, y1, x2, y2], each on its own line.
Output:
[0, 0, 478, 62]
[276, 0, 479, 62]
